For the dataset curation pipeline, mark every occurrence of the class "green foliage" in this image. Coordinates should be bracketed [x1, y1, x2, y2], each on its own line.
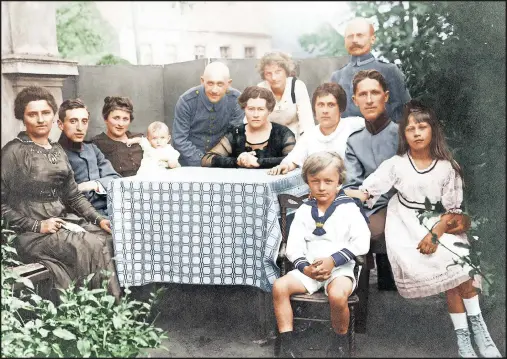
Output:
[1, 220, 168, 358]
[349, 1, 505, 297]
[56, 2, 106, 59]
[96, 54, 131, 65]
[298, 23, 349, 57]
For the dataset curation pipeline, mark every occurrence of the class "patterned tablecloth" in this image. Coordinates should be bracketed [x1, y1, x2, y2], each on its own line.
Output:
[107, 167, 309, 292]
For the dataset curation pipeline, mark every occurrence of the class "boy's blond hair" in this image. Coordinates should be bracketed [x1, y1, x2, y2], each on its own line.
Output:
[147, 121, 170, 137]
[302, 151, 346, 185]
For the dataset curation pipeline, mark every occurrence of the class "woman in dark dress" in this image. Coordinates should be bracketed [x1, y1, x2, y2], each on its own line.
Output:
[201, 86, 296, 168]
[92, 96, 143, 177]
[1, 86, 120, 301]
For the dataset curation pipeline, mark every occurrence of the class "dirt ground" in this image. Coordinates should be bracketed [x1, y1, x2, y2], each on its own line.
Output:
[134, 270, 506, 358]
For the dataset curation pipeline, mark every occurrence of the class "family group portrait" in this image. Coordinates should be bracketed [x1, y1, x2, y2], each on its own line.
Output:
[1, 1, 505, 358]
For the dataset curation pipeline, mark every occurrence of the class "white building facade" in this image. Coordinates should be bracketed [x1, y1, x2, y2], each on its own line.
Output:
[95, 1, 272, 65]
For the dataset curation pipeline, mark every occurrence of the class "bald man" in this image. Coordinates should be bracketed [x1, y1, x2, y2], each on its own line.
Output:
[172, 61, 244, 166]
[330, 17, 411, 123]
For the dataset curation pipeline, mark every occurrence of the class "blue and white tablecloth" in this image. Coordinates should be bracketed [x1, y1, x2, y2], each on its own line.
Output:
[107, 167, 308, 292]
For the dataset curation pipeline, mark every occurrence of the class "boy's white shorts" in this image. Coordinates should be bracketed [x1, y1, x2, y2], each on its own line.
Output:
[288, 260, 358, 295]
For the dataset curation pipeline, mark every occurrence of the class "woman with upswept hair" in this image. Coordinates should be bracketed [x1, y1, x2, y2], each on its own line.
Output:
[255, 51, 315, 141]
[91, 96, 143, 177]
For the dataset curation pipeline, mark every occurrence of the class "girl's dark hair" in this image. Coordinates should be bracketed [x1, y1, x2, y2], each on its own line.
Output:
[58, 98, 90, 121]
[102, 96, 135, 122]
[14, 86, 58, 120]
[397, 99, 464, 179]
[311, 82, 347, 114]
[238, 86, 276, 112]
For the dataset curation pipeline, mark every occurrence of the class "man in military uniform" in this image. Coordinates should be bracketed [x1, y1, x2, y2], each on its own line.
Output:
[330, 17, 411, 123]
[343, 69, 398, 293]
[172, 61, 245, 166]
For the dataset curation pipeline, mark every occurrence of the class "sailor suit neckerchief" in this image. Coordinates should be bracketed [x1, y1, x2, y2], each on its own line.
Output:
[305, 189, 369, 236]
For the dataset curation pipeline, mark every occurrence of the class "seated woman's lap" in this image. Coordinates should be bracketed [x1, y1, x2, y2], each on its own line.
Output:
[16, 227, 114, 289]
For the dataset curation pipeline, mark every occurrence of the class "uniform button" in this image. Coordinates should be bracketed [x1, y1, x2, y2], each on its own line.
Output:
[196, 90, 199, 94]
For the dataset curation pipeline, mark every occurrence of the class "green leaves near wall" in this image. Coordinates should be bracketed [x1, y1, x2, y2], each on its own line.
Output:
[56, 2, 106, 59]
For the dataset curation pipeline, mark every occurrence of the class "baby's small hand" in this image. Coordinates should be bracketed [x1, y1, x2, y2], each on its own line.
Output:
[168, 159, 181, 169]
[124, 138, 138, 147]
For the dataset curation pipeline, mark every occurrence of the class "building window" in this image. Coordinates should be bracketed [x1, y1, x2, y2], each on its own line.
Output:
[220, 46, 231, 59]
[244, 46, 256, 59]
[195, 45, 205, 60]
[140, 43, 153, 64]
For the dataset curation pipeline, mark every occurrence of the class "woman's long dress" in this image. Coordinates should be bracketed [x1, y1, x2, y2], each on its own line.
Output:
[1, 132, 120, 298]
[361, 153, 479, 298]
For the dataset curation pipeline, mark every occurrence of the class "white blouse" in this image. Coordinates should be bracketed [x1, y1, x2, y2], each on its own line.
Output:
[282, 116, 365, 167]
[256, 77, 315, 141]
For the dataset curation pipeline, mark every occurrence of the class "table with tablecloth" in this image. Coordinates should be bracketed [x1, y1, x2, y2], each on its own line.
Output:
[107, 167, 309, 292]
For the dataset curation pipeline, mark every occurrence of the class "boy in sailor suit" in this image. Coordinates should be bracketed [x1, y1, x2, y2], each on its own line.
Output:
[272, 151, 370, 357]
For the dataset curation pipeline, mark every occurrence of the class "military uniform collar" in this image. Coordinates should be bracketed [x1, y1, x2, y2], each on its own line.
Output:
[350, 52, 375, 67]
[198, 85, 226, 112]
[58, 133, 83, 152]
[365, 111, 391, 135]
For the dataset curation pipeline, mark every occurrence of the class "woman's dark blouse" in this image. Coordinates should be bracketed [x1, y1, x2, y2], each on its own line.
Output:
[201, 122, 296, 168]
[1, 132, 104, 233]
[91, 131, 143, 177]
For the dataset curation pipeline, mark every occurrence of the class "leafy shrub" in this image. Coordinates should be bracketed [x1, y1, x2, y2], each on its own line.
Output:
[96, 54, 131, 65]
[1, 220, 168, 358]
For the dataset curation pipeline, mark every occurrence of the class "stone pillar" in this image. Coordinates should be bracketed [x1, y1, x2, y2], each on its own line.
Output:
[1, 1, 79, 147]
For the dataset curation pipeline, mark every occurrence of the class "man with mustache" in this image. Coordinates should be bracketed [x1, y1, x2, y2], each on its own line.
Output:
[172, 61, 245, 166]
[330, 17, 411, 123]
[58, 99, 120, 216]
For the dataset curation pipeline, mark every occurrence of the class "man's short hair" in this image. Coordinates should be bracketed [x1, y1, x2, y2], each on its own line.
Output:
[302, 151, 346, 185]
[237, 86, 276, 112]
[311, 83, 347, 114]
[352, 69, 388, 94]
[58, 98, 90, 122]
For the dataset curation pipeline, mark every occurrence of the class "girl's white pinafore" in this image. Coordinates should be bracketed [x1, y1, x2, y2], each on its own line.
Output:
[361, 153, 480, 298]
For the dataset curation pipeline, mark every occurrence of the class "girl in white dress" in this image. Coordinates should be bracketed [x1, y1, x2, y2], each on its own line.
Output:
[346, 100, 501, 358]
